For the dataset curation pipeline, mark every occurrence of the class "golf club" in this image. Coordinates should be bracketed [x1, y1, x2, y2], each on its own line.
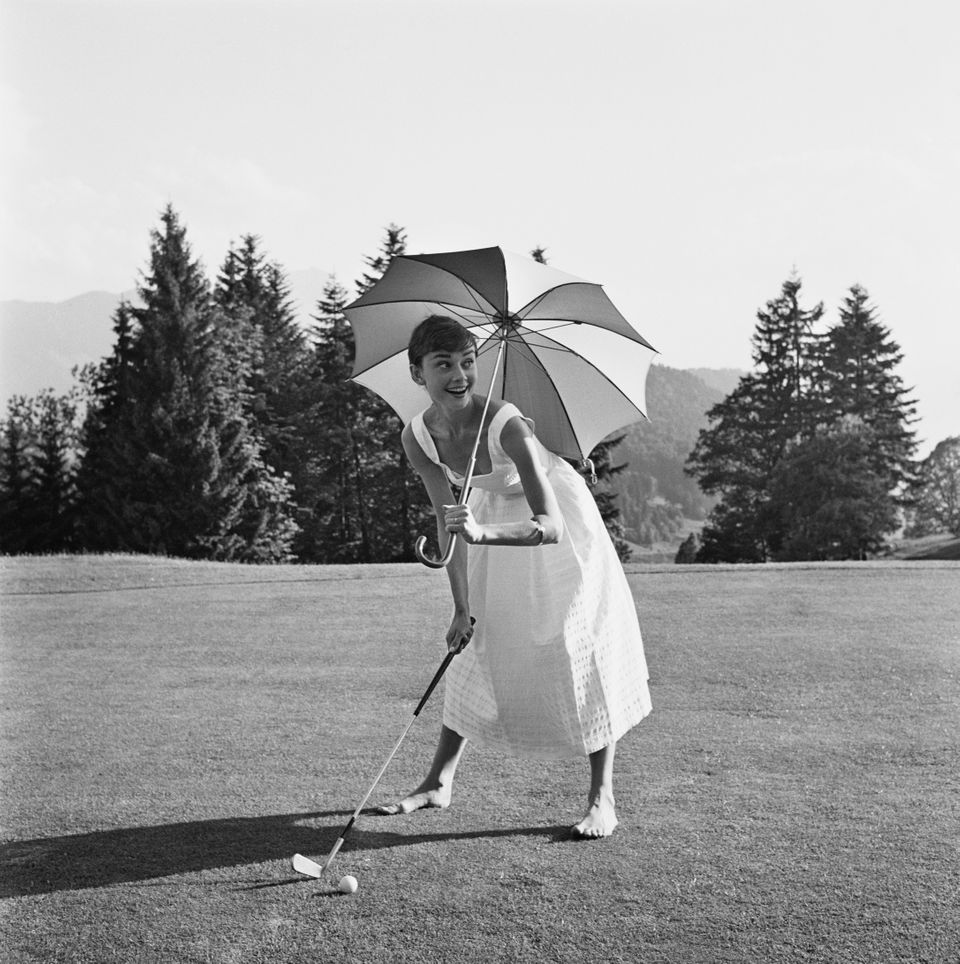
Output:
[292, 622, 472, 879]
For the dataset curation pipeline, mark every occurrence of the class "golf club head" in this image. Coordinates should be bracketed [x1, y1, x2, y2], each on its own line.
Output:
[291, 853, 323, 878]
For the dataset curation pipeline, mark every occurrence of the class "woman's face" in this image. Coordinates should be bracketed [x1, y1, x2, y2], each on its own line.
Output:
[412, 347, 479, 408]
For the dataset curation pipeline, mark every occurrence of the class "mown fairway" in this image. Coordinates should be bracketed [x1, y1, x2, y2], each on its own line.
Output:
[1, 556, 958, 963]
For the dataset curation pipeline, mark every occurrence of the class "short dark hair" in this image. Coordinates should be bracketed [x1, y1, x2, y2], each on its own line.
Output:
[408, 315, 478, 367]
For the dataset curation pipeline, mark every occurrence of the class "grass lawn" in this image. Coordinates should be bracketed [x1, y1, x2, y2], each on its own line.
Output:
[1, 555, 958, 963]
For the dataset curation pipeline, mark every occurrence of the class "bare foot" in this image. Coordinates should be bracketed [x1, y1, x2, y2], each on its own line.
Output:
[570, 791, 618, 839]
[374, 781, 452, 816]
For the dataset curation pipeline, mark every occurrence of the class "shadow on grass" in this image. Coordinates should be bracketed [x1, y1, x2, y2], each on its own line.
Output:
[1, 810, 570, 897]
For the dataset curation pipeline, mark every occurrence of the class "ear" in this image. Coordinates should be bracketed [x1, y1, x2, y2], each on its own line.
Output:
[410, 363, 424, 386]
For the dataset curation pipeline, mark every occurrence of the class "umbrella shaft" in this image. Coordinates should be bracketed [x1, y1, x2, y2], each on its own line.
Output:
[458, 335, 507, 499]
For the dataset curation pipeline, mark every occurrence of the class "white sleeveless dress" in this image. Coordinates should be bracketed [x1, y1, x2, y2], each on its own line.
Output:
[411, 402, 652, 760]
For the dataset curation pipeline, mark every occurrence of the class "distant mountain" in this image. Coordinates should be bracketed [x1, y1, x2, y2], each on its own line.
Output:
[0, 291, 129, 398]
[609, 363, 733, 547]
[0, 271, 334, 401]
[686, 367, 744, 396]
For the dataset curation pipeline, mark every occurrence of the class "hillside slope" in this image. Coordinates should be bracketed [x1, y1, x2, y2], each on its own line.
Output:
[610, 363, 731, 546]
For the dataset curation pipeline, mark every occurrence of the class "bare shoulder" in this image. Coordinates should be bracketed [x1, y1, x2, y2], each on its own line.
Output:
[499, 407, 534, 442]
[500, 412, 538, 467]
[401, 420, 430, 467]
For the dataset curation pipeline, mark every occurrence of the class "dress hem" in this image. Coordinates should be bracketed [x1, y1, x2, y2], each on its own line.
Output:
[442, 705, 652, 761]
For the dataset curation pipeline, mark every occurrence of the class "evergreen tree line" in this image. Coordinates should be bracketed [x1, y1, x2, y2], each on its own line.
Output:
[0, 207, 628, 562]
[684, 275, 920, 562]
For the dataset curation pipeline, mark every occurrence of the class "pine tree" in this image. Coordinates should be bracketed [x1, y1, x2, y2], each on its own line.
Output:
[675, 532, 700, 563]
[687, 275, 825, 561]
[29, 389, 81, 550]
[351, 224, 433, 561]
[819, 284, 918, 492]
[355, 224, 407, 296]
[586, 433, 632, 561]
[748, 273, 825, 463]
[214, 236, 314, 494]
[308, 250, 433, 564]
[685, 374, 773, 561]
[74, 301, 139, 550]
[76, 206, 298, 560]
[0, 397, 38, 553]
[0, 389, 82, 553]
[302, 278, 368, 561]
[767, 422, 899, 560]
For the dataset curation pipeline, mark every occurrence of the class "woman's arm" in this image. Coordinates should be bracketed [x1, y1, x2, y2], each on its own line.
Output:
[401, 424, 473, 651]
[442, 416, 564, 547]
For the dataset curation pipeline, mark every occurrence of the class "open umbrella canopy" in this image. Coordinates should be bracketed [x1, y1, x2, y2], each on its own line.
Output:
[345, 246, 657, 462]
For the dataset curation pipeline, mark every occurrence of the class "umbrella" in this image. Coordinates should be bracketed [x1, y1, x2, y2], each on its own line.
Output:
[344, 246, 657, 566]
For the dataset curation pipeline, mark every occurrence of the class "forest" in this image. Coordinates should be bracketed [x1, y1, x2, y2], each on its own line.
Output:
[1, 206, 956, 564]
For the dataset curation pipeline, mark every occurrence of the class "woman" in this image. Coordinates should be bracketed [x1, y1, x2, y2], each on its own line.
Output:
[379, 315, 652, 838]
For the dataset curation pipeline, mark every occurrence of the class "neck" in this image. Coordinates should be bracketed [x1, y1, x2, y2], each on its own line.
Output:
[433, 395, 484, 435]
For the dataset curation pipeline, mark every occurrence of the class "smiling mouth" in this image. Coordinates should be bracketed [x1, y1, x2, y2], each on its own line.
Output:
[447, 386, 468, 396]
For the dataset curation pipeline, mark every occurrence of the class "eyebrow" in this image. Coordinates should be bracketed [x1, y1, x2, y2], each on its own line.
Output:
[429, 349, 475, 360]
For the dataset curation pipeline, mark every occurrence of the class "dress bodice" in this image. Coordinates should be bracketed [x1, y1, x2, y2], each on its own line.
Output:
[411, 402, 543, 495]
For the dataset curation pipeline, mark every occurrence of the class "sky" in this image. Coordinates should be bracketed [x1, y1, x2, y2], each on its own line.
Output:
[1, 0, 957, 455]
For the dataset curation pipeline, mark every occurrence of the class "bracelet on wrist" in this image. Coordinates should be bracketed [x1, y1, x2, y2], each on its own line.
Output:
[529, 518, 545, 546]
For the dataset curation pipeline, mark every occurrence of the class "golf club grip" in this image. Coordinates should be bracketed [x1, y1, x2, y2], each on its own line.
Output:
[414, 651, 455, 715]
[413, 617, 472, 715]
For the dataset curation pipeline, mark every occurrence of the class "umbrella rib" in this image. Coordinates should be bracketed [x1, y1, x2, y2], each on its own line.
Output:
[514, 320, 581, 337]
[402, 250, 505, 316]
[418, 274, 502, 330]
[501, 339, 589, 457]
[515, 283, 597, 320]
[502, 332, 650, 434]
[431, 302, 488, 328]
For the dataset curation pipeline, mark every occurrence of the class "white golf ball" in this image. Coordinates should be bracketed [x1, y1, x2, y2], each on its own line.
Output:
[338, 874, 359, 895]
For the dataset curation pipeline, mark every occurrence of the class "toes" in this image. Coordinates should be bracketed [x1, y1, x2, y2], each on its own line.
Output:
[569, 815, 618, 840]
[570, 824, 603, 840]
[373, 796, 429, 815]
[373, 789, 450, 816]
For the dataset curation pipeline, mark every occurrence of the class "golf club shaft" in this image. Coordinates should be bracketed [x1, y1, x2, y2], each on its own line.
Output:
[320, 650, 456, 870]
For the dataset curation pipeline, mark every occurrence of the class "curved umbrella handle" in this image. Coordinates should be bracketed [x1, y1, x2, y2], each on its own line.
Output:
[414, 533, 457, 569]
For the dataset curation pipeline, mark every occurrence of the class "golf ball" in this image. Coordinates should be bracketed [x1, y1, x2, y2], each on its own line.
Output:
[338, 874, 359, 895]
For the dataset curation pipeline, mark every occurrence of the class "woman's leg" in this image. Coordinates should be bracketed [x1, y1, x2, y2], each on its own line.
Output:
[571, 741, 619, 838]
[377, 724, 467, 815]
